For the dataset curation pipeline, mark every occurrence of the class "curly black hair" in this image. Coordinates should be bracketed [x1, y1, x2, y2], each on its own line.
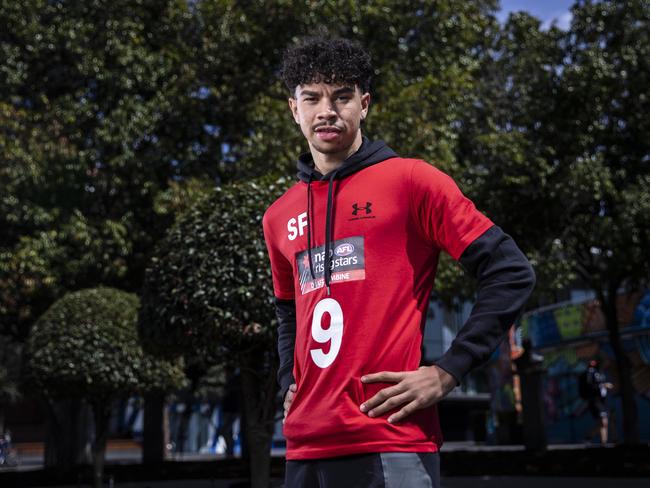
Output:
[280, 36, 373, 95]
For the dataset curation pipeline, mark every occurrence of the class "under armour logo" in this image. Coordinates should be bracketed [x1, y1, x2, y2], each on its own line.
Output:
[352, 202, 372, 216]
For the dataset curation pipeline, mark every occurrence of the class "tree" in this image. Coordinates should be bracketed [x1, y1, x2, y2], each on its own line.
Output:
[456, 1, 650, 443]
[0, 335, 21, 434]
[550, 0, 650, 444]
[455, 11, 571, 292]
[1, 0, 503, 342]
[0, 0, 202, 340]
[140, 175, 290, 488]
[26, 287, 184, 487]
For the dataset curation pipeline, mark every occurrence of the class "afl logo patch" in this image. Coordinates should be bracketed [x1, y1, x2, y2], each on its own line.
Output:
[334, 243, 354, 257]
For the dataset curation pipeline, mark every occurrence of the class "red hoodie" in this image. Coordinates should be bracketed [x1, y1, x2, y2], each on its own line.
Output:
[263, 143, 492, 460]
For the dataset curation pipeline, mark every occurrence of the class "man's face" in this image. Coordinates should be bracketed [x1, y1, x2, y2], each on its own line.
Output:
[289, 82, 370, 158]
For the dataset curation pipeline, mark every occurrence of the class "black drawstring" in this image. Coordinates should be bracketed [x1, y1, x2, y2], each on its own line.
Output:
[305, 169, 339, 295]
[306, 174, 316, 280]
[323, 170, 339, 295]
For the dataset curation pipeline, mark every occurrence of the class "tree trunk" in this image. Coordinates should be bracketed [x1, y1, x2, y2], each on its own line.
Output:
[176, 399, 192, 456]
[240, 350, 279, 488]
[44, 398, 93, 469]
[602, 289, 639, 444]
[239, 403, 249, 463]
[143, 392, 165, 464]
[91, 400, 111, 488]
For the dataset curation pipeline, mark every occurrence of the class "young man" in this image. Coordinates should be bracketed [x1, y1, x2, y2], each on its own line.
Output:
[263, 37, 536, 487]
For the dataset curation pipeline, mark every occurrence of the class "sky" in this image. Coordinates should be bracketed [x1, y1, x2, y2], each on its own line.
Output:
[497, 0, 576, 30]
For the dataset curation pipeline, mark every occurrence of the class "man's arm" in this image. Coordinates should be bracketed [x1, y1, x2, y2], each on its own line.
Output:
[435, 225, 536, 382]
[360, 225, 536, 423]
[275, 297, 296, 400]
[263, 212, 298, 419]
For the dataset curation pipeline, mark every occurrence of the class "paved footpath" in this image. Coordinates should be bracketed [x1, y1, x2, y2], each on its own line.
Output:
[6, 441, 649, 487]
[23, 477, 650, 488]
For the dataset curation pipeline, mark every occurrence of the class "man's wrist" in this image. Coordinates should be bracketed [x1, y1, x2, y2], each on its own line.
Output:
[432, 364, 458, 394]
[435, 347, 472, 386]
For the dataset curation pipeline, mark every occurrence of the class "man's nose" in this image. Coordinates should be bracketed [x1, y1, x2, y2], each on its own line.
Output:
[316, 100, 337, 119]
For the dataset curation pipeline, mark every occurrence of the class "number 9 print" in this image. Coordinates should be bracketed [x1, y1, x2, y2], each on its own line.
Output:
[310, 298, 344, 368]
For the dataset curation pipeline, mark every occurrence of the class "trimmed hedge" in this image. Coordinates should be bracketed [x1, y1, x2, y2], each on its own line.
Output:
[139, 175, 292, 365]
[27, 287, 184, 399]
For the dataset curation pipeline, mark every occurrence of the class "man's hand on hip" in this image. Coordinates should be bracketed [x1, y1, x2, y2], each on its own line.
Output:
[359, 365, 456, 423]
[283, 384, 297, 423]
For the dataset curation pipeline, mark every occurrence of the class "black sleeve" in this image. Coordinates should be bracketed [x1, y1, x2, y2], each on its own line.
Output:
[275, 297, 297, 400]
[435, 225, 536, 383]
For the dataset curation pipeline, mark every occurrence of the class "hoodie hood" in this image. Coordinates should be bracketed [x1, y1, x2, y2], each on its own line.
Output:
[298, 137, 397, 295]
[296, 137, 397, 182]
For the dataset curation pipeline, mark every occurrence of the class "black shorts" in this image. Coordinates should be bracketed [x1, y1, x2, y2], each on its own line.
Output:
[588, 399, 608, 419]
[285, 452, 440, 488]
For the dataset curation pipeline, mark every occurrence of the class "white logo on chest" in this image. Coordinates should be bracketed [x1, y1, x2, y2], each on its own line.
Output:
[287, 211, 308, 241]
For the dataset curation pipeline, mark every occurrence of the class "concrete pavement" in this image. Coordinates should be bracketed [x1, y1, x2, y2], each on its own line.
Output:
[20, 476, 650, 488]
[3, 441, 649, 487]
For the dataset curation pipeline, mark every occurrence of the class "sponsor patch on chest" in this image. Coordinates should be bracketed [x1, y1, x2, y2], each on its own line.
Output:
[296, 236, 365, 294]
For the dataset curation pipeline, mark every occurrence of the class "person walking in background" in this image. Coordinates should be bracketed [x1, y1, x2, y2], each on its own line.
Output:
[263, 36, 536, 487]
[579, 359, 613, 444]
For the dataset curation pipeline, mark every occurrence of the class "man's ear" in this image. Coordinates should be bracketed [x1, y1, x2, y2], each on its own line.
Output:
[288, 98, 300, 124]
[360, 92, 371, 120]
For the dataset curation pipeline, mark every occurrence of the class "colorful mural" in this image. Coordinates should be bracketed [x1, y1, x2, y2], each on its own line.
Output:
[488, 289, 650, 444]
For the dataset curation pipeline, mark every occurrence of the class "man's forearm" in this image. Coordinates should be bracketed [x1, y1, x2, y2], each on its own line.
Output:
[275, 298, 297, 399]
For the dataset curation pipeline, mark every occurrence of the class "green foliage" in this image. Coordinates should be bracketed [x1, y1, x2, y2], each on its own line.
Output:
[2, 0, 648, 379]
[141, 171, 290, 487]
[0, 367, 19, 405]
[152, 177, 217, 221]
[140, 175, 292, 365]
[552, 0, 650, 292]
[363, 1, 499, 165]
[27, 287, 185, 400]
[456, 12, 566, 248]
[0, 335, 21, 405]
[0, 212, 132, 339]
[455, 1, 650, 301]
[0, 0, 503, 341]
[0, 0, 202, 340]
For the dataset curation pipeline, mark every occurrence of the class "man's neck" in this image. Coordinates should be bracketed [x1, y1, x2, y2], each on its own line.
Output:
[310, 131, 363, 175]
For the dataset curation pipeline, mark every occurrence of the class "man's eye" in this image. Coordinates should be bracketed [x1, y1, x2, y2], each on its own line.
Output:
[337, 96, 351, 102]
[304, 97, 317, 102]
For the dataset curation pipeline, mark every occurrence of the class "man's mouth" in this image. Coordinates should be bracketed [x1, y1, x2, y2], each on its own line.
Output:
[314, 125, 342, 141]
